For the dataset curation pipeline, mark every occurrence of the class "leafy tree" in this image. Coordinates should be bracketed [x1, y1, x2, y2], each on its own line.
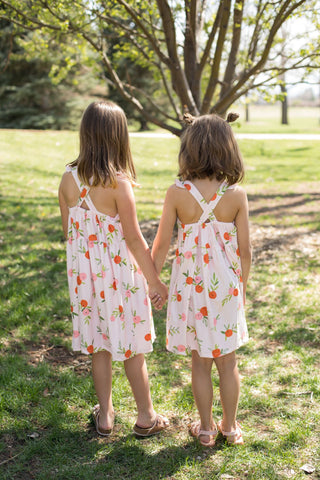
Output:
[1, 0, 319, 135]
[0, 16, 104, 129]
[103, 18, 169, 130]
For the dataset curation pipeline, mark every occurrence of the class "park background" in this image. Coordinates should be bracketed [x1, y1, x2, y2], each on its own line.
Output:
[1, 1, 320, 479]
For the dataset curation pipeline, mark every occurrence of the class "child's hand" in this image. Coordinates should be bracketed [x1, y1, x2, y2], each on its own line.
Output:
[149, 281, 168, 310]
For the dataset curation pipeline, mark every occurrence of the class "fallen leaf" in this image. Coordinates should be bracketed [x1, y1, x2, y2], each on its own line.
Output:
[300, 464, 315, 474]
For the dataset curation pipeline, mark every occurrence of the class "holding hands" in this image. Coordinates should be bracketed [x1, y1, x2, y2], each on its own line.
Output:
[148, 280, 168, 310]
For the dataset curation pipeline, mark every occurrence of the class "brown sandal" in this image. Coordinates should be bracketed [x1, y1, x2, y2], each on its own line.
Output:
[189, 421, 218, 447]
[133, 414, 169, 437]
[92, 405, 114, 437]
[217, 420, 243, 445]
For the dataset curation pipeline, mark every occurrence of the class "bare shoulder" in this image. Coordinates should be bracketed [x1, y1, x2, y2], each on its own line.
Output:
[115, 175, 132, 189]
[167, 183, 179, 194]
[60, 170, 72, 182]
[59, 170, 73, 192]
[225, 184, 248, 203]
[113, 175, 134, 199]
[165, 183, 183, 202]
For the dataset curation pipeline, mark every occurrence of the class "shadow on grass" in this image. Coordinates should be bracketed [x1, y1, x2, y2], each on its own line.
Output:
[0, 351, 223, 480]
[248, 191, 320, 217]
[1, 425, 227, 480]
[272, 326, 318, 348]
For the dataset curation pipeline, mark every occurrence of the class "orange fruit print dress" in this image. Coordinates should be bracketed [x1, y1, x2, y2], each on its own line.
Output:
[166, 180, 249, 358]
[66, 166, 155, 360]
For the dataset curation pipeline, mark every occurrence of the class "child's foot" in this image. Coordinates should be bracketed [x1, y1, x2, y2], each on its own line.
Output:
[189, 420, 218, 447]
[92, 405, 115, 437]
[133, 414, 169, 437]
[217, 420, 243, 445]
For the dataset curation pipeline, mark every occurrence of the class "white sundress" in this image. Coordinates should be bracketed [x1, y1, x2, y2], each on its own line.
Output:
[66, 166, 155, 361]
[166, 179, 249, 358]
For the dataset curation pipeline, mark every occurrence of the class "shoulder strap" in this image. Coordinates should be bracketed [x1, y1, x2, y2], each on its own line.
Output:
[176, 179, 207, 208]
[176, 179, 230, 224]
[66, 166, 92, 207]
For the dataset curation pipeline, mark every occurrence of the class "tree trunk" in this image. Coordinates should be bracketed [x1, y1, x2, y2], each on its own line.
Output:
[281, 85, 288, 124]
[280, 79, 288, 124]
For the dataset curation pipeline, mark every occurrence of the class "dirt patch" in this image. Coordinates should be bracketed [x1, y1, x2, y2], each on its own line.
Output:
[140, 191, 320, 266]
[25, 343, 91, 374]
[250, 224, 319, 264]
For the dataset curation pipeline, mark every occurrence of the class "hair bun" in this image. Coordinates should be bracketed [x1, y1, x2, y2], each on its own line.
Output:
[226, 112, 239, 123]
[183, 113, 195, 125]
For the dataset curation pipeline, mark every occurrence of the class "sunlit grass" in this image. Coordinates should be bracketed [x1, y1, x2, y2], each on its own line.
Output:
[0, 129, 319, 479]
[234, 104, 320, 134]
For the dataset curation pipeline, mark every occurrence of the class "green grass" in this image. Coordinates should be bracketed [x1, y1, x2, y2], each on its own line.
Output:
[142, 105, 320, 135]
[0, 129, 320, 479]
[234, 105, 320, 134]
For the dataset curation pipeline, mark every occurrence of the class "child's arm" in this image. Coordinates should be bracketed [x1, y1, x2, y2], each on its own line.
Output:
[151, 186, 177, 275]
[234, 188, 252, 304]
[114, 178, 168, 308]
[58, 174, 69, 240]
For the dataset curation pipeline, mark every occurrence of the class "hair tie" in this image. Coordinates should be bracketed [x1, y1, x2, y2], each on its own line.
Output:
[226, 112, 239, 123]
[183, 113, 195, 125]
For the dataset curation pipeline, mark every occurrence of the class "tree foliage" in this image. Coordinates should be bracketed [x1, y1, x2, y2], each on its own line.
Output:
[1, 0, 319, 135]
[0, 11, 105, 129]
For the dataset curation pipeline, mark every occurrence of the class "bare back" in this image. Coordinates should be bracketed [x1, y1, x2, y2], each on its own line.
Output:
[173, 177, 244, 225]
[59, 171, 118, 217]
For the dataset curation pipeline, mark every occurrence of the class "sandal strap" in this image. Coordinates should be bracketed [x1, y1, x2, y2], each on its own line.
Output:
[199, 429, 218, 436]
[218, 420, 242, 436]
[134, 414, 169, 437]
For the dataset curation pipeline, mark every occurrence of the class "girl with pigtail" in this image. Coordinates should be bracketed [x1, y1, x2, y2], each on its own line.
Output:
[151, 112, 252, 446]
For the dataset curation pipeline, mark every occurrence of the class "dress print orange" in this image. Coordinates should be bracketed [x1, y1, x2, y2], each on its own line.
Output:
[66, 166, 155, 360]
[166, 180, 249, 358]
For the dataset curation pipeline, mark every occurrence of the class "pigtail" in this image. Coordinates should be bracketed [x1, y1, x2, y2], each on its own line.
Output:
[226, 112, 239, 123]
[183, 112, 195, 126]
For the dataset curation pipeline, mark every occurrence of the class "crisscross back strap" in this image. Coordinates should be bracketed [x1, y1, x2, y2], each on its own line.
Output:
[198, 181, 229, 223]
[66, 166, 94, 209]
[175, 179, 229, 224]
[175, 179, 205, 206]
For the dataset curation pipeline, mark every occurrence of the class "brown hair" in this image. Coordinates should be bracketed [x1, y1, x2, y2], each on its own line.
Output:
[69, 101, 136, 187]
[178, 113, 244, 185]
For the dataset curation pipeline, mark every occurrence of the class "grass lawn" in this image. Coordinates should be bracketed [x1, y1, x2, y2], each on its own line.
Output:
[226, 105, 320, 135]
[143, 105, 320, 135]
[0, 129, 319, 480]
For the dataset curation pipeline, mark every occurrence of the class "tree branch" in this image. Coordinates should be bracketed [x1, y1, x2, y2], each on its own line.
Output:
[99, 42, 181, 135]
[212, 0, 307, 114]
[122, 81, 179, 123]
[147, 8, 182, 118]
[98, 13, 154, 65]
[156, 0, 199, 115]
[0, 30, 14, 73]
[199, 1, 223, 73]
[201, 0, 231, 114]
[220, 0, 244, 100]
[158, 62, 182, 119]
[0, 0, 62, 31]
[114, 0, 170, 66]
[184, 0, 202, 106]
[247, 0, 267, 64]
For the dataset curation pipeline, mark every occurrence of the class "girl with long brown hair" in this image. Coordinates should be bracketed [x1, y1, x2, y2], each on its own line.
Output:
[59, 101, 169, 437]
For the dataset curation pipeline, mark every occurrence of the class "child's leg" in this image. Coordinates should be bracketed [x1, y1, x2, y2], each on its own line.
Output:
[191, 350, 216, 432]
[124, 353, 156, 427]
[92, 351, 114, 429]
[214, 351, 240, 432]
